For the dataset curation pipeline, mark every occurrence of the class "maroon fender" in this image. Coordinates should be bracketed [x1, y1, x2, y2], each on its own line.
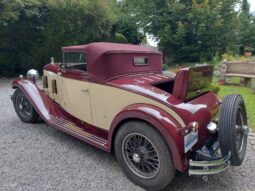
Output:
[12, 78, 52, 121]
[109, 104, 188, 172]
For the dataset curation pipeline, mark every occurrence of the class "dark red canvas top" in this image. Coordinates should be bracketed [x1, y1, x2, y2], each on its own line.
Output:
[61, 42, 163, 82]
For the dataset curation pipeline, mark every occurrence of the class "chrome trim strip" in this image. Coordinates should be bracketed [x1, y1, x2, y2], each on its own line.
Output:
[49, 115, 107, 146]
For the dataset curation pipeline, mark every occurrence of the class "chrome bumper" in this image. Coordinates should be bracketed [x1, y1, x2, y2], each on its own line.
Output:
[189, 152, 231, 175]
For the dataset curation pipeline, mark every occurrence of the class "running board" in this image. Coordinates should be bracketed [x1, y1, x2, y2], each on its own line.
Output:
[49, 115, 109, 151]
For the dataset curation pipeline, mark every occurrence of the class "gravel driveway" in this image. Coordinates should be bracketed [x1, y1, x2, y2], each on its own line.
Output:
[0, 78, 255, 191]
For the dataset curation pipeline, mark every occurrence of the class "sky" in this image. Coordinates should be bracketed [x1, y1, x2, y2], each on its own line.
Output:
[249, 0, 255, 12]
[147, 1, 255, 47]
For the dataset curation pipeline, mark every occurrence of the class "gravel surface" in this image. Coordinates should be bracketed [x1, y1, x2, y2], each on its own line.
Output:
[0, 78, 255, 191]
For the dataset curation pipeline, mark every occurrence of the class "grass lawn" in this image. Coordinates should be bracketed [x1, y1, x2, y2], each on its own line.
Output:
[218, 84, 255, 130]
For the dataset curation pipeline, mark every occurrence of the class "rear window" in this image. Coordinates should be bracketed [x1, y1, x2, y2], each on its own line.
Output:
[134, 57, 148, 66]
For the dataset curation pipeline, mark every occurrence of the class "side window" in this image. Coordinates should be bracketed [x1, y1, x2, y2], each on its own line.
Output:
[63, 52, 87, 71]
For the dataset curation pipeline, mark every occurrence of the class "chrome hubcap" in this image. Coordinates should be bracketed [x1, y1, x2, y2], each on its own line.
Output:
[132, 153, 141, 163]
[19, 104, 23, 110]
[122, 133, 160, 179]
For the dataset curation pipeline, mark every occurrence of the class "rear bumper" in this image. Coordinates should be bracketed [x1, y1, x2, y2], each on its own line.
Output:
[189, 152, 231, 175]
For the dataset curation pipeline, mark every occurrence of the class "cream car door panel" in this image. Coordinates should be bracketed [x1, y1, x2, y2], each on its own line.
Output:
[60, 77, 92, 124]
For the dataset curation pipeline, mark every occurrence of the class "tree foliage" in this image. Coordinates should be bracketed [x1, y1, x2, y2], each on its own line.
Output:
[0, 0, 116, 76]
[0, 0, 255, 76]
[119, 0, 254, 62]
[111, 1, 145, 44]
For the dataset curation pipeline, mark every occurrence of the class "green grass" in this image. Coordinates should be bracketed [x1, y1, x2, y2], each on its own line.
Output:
[218, 85, 255, 130]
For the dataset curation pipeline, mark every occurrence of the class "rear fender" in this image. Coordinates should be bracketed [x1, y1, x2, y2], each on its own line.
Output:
[109, 103, 187, 172]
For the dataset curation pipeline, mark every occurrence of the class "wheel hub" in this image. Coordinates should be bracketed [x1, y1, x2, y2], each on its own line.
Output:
[242, 125, 249, 135]
[132, 153, 141, 163]
[235, 109, 248, 154]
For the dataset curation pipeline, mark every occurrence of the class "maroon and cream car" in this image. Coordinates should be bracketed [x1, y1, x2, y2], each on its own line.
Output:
[12, 43, 249, 191]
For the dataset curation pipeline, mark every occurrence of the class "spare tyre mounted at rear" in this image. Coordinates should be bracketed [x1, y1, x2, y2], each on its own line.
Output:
[219, 94, 249, 166]
[189, 94, 248, 175]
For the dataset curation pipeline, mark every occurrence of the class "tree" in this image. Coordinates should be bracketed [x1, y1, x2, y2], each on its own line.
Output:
[111, 1, 145, 45]
[119, 0, 240, 63]
[239, 0, 255, 54]
[0, 0, 116, 76]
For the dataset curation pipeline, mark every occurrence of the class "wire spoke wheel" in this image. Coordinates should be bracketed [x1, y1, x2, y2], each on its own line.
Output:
[13, 89, 39, 123]
[122, 133, 160, 179]
[15, 94, 33, 117]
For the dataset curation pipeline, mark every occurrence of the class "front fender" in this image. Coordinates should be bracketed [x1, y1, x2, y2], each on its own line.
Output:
[109, 103, 188, 172]
[12, 78, 53, 121]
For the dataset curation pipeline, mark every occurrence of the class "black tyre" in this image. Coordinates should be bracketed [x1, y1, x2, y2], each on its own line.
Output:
[219, 94, 248, 166]
[13, 89, 39, 123]
[114, 121, 175, 191]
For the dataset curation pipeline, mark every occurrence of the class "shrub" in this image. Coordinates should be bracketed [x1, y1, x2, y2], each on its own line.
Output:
[222, 53, 246, 61]
[210, 83, 221, 94]
[114, 33, 128, 43]
[244, 47, 254, 52]
[212, 51, 221, 65]
[162, 63, 167, 71]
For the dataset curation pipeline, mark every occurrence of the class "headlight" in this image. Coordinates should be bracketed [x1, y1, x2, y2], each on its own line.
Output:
[27, 69, 39, 81]
[207, 122, 217, 133]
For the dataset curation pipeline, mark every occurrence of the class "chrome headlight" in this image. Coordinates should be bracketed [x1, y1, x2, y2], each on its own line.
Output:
[27, 69, 39, 81]
[207, 122, 217, 133]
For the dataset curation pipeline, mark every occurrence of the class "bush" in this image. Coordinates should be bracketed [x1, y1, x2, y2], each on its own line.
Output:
[244, 46, 254, 52]
[221, 53, 246, 61]
[114, 33, 128, 43]
[162, 63, 167, 71]
[210, 83, 221, 94]
[212, 51, 221, 65]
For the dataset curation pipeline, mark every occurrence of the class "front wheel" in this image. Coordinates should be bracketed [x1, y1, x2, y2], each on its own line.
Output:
[114, 121, 175, 191]
[13, 89, 39, 123]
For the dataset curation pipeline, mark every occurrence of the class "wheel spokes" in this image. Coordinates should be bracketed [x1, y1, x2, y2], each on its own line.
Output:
[122, 133, 160, 179]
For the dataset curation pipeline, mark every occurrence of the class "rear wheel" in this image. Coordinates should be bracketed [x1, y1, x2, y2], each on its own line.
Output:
[114, 121, 175, 191]
[219, 94, 248, 166]
[13, 89, 39, 123]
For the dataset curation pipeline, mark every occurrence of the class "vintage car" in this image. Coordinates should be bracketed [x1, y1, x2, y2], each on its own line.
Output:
[12, 42, 249, 191]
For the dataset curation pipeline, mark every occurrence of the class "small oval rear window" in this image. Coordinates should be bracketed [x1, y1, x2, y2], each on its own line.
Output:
[134, 57, 148, 66]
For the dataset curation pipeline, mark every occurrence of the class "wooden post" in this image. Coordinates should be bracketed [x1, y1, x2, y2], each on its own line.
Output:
[244, 78, 252, 87]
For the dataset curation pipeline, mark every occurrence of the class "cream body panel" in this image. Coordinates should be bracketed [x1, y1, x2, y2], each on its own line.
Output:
[43, 70, 61, 103]
[90, 83, 185, 130]
[43, 70, 185, 130]
[60, 77, 92, 125]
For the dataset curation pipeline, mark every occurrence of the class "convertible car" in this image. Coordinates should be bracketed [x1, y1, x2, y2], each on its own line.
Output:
[12, 42, 249, 191]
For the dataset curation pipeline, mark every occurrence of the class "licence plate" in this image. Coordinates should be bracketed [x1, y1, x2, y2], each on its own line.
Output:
[184, 130, 198, 153]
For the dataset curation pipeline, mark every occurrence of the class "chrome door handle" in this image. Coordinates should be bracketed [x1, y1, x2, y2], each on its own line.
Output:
[81, 89, 89, 93]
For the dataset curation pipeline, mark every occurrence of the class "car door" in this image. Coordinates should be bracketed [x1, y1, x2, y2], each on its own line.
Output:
[59, 52, 93, 125]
